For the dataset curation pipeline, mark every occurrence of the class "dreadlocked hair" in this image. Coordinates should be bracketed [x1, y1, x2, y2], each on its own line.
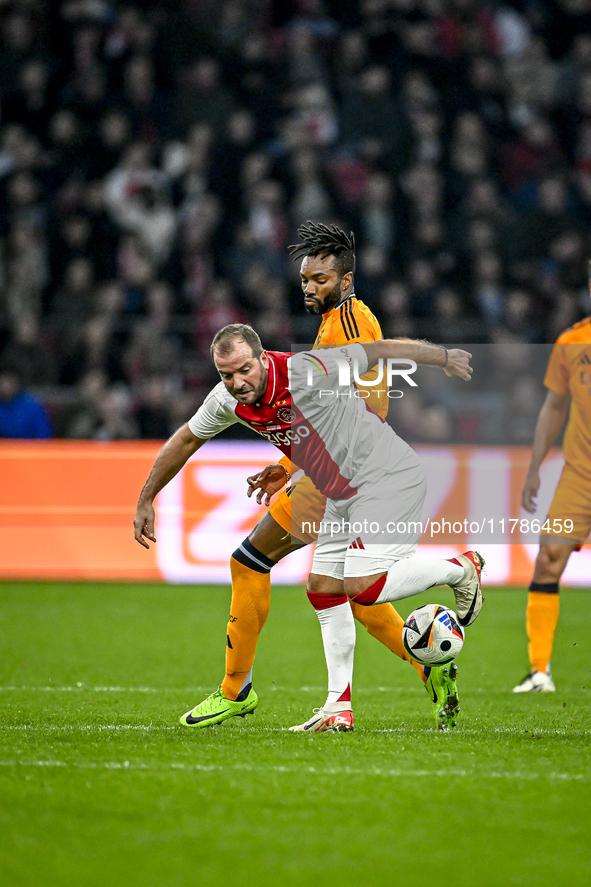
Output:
[288, 221, 356, 276]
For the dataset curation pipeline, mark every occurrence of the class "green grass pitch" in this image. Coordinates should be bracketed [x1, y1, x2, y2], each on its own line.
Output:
[1, 579, 590, 887]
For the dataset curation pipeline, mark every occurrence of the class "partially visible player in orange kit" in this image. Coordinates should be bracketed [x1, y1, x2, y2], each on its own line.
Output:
[515, 299, 591, 693]
[181, 222, 457, 727]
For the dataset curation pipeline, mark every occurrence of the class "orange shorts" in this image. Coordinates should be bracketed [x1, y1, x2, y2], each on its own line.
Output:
[545, 463, 591, 545]
[269, 474, 327, 545]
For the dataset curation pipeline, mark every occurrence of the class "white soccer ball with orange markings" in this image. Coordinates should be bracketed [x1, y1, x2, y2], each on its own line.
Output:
[402, 604, 465, 666]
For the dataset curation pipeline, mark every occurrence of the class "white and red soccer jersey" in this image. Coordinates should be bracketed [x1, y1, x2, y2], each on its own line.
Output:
[188, 345, 411, 501]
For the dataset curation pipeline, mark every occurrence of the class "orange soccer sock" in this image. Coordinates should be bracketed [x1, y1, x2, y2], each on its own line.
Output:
[221, 549, 274, 700]
[350, 601, 426, 683]
[526, 588, 560, 674]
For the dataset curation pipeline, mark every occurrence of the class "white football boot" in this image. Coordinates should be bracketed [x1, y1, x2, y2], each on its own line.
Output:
[450, 550, 485, 626]
[289, 704, 354, 732]
[512, 670, 556, 693]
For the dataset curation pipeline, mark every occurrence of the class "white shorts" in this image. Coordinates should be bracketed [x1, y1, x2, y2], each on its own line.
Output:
[311, 449, 427, 580]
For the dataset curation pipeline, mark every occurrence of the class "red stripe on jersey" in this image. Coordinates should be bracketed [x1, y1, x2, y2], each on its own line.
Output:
[291, 425, 358, 500]
[266, 353, 277, 403]
[234, 351, 358, 501]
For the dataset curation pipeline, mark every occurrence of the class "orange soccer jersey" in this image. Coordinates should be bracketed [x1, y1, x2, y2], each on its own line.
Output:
[313, 295, 388, 419]
[270, 295, 385, 541]
[543, 316, 591, 541]
[544, 317, 591, 471]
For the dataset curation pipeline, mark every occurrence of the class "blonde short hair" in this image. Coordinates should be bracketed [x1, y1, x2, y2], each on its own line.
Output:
[210, 324, 263, 361]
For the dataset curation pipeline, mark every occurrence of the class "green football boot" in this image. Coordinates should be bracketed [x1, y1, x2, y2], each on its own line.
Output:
[180, 685, 258, 727]
[424, 663, 460, 731]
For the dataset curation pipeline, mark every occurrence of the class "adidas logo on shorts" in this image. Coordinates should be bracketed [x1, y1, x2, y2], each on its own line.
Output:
[348, 537, 365, 550]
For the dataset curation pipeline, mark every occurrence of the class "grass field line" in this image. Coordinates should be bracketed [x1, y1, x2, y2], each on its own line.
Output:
[0, 685, 168, 693]
[0, 758, 587, 781]
[0, 685, 411, 694]
[0, 684, 588, 696]
[2, 724, 177, 731]
[2, 724, 591, 737]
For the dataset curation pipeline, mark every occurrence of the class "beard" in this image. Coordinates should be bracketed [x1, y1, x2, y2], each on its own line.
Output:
[304, 280, 343, 315]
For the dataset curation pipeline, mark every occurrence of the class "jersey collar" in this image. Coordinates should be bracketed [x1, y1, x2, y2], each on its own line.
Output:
[330, 292, 355, 313]
[259, 352, 279, 404]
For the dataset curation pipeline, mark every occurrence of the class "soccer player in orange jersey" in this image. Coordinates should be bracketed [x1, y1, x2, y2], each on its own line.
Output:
[189, 222, 459, 726]
[515, 307, 591, 692]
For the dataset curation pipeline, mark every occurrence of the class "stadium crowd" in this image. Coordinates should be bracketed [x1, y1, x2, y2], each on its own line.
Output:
[0, 0, 590, 442]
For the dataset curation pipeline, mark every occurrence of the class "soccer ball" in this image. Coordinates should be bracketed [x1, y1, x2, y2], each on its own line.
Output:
[402, 604, 465, 666]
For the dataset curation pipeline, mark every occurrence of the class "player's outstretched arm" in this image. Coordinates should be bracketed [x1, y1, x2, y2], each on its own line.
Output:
[134, 423, 207, 548]
[361, 340, 473, 380]
[521, 389, 570, 513]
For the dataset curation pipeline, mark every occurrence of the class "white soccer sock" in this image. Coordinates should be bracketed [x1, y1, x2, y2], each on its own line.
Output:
[375, 557, 464, 604]
[312, 599, 356, 706]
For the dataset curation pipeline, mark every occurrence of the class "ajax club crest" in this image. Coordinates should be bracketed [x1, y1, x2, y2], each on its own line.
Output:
[276, 407, 297, 424]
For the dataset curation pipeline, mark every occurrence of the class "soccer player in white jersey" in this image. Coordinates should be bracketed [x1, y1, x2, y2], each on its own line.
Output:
[134, 324, 484, 731]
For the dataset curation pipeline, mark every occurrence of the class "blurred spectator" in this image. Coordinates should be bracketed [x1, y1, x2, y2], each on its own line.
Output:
[399, 161, 444, 228]
[103, 141, 177, 266]
[510, 173, 579, 264]
[284, 21, 330, 87]
[288, 147, 336, 225]
[210, 110, 257, 207]
[3, 219, 48, 345]
[0, 361, 53, 438]
[417, 403, 454, 444]
[447, 112, 491, 203]
[430, 286, 481, 343]
[278, 82, 339, 151]
[407, 105, 443, 167]
[45, 255, 96, 382]
[472, 248, 505, 327]
[500, 288, 544, 343]
[120, 54, 168, 143]
[68, 382, 138, 441]
[0, 11, 40, 98]
[66, 281, 125, 385]
[504, 35, 559, 121]
[3, 58, 54, 143]
[62, 65, 109, 129]
[66, 368, 108, 438]
[380, 280, 415, 338]
[358, 171, 396, 253]
[341, 65, 405, 164]
[407, 255, 439, 319]
[355, 244, 388, 306]
[547, 288, 581, 341]
[171, 58, 236, 139]
[504, 375, 545, 444]
[195, 278, 247, 356]
[500, 116, 563, 197]
[87, 108, 133, 180]
[134, 375, 175, 440]
[463, 55, 511, 143]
